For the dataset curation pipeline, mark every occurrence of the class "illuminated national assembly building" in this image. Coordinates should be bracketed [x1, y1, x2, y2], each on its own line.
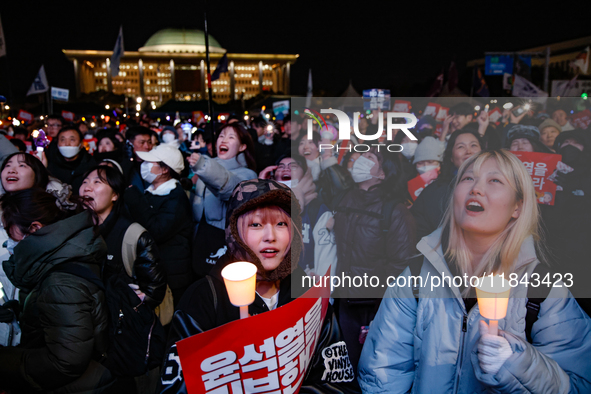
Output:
[63, 29, 298, 105]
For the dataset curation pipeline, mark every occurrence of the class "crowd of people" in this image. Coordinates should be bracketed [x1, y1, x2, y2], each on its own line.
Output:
[0, 96, 589, 393]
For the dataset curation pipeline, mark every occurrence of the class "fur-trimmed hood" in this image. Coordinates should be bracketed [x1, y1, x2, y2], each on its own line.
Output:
[225, 179, 302, 282]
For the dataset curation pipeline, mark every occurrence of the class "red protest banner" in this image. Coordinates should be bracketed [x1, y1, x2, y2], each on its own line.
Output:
[407, 167, 439, 201]
[511, 151, 561, 206]
[176, 283, 332, 394]
[61, 110, 75, 122]
[570, 109, 591, 130]
[17, 109, 33, 123]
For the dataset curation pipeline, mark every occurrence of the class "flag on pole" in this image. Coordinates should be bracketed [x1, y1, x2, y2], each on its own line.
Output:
[0, 13, 6, 58]
[559, 74, 578, 97]
[426, 70, 444, 97]
[572, 46, 589, 74]
[305, 69, 312, 107]
[111, 26, 124, 76]
[211, 53, 228, 81]
[473, 68, 490, 97]
[26, 65, 49, 96]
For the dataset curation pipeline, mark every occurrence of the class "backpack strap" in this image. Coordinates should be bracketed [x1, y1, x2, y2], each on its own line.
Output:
[406, 255, 423, 301]
[122, 222, 147, 278]
[525, 263, 552, 343]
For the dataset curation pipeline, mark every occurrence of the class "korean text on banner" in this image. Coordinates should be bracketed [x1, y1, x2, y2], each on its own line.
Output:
[176, 283, 331, 394]
[17, 110, 33, 123]
[512, 151, 561, 206]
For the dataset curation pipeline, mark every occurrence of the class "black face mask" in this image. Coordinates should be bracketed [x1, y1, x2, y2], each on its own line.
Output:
[559, 145, 583, 167]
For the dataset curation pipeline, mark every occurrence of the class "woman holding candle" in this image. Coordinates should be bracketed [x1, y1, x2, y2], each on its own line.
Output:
[159, 179, 359, 394]
[358, 150, 591, 393]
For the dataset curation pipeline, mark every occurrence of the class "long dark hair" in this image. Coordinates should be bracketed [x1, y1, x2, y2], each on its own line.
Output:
[1, 152, 50, 191]
[1, 189, 69, 239]
[439, 127, 484, 183]
[80, 165, 126, 215]
[216, 123, 256, 171]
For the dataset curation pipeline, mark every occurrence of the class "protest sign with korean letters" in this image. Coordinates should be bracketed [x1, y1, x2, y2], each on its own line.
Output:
[512, 151, 561, 206]
[175, 284, 333, 394]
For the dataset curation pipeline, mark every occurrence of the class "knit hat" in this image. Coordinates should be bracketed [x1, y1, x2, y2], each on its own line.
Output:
[159, 126, 179, 143]
[505, 124, 552, 153]
[538, 119, 562, 134]
[225, 179, 302, 282]
[135, 144, 184, 174]
[413, 136, 444, 164]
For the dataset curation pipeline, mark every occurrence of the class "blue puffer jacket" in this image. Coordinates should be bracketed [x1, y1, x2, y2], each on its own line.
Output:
[191, 153, 257, 231]
[358, 228, 591, 393]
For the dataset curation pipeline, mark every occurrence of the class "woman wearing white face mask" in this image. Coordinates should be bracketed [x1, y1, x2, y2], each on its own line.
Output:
[47, 126, 96, 195]
[412, 136, 444, 175]
[124, 144, 194, 305]
[332, 147, 417, 371]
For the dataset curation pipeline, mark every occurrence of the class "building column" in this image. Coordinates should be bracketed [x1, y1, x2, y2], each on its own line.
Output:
[285, 63, 291, 95]
[169, 59, 176, 99]
[138, 59, 145, 98]
[258, 61, 264, 94]
[229, 61, 235, 101]
[201, 60, 206, 98]
[73, 59, 81, 98]
[106, 58, 113, 93]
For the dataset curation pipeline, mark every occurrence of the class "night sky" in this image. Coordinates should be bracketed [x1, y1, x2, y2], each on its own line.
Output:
[0, 1, 589, 102]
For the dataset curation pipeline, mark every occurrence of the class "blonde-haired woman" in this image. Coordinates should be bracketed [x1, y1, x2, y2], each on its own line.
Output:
[358, 150, 591, 393]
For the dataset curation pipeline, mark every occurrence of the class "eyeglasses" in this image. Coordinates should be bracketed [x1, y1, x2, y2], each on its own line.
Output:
[277, 163, 299, 170]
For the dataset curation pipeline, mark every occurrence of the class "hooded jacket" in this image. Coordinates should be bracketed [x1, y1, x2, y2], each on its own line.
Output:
[47, 143, 97, 195]
[358, 227, 591, 393]
[0, 211, 112, 393]
[159, 179, 360, 394]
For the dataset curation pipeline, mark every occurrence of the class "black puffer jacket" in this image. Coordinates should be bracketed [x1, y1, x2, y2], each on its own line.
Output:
[410, 178, 454, 241]
[333, 186, 417, 298]
[124, 181, 193, 303]
[47, 143, 97, 195]
[0, 211, 112, 393]
[159, 179, 360, 393]
[99, 209, 167, 308]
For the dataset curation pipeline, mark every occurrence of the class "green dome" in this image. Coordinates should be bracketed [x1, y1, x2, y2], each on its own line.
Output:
[139, 29, 225, 53]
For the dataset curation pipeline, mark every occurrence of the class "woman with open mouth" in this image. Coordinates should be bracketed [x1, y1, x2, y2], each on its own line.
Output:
[188, 123, 258, 278]
[358, 150, 591, 393]
[160, 179, 359, 393]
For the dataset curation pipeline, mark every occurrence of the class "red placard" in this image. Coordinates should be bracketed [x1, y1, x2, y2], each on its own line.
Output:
[435, 106, 449, 122]
[407, 168, 439, 201]
[393, 100, 411, 113]
[488, 108, 503, 124]
[423, 103, 441, 118]
[61, 110, 75, 122]
[176, 282, 332, 394]
[511, 151, 561, 206]
[192, 111, 205, 125]
[570, 109, 591, 130]
[17, 110, 33, 123]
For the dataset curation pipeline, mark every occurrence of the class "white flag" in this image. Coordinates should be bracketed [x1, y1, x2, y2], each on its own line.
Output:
[26, 65, 49, 96]
[111, 26, 124, 76]
[512, 75, 548, 101]
[572, 46, 589, 75]
[305, 69, 312, 107]
[0, 13, 6, 57]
